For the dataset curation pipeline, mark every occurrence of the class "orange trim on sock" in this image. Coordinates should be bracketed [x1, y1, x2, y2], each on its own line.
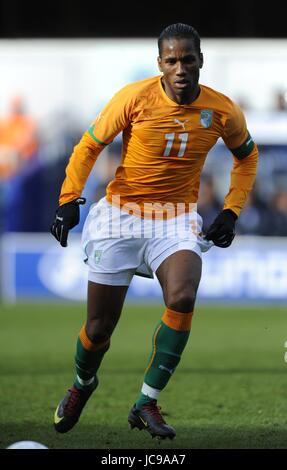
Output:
[79, 324, 110, 352]
[144, 323, 162, 374]
[162, 308, 193, 331]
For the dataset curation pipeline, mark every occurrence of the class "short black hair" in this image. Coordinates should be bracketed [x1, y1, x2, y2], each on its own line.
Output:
[158, 23, 201, 56]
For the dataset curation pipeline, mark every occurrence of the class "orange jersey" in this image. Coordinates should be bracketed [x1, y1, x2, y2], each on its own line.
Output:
[60, 75, 258, 216]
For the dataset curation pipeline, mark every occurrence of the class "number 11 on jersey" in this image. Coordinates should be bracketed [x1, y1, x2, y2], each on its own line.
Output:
[163, 133, 189, 157]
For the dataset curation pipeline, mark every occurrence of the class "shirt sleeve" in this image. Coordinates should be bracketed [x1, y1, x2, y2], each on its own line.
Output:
[59, 131, 104, 205]
[59, 86, 134, 205]
[87, 85, 135, 145]
[223, 143, 259, 216]
[222, 101, 249, 150]
[222, 101, 259, 216]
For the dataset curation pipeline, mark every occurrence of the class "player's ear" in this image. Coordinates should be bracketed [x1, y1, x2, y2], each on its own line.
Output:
[199, 52, 204, 69]
[157, 56, 163, 73]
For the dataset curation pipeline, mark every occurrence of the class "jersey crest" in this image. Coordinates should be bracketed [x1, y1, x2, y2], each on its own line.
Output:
[200, 109, 213, 128]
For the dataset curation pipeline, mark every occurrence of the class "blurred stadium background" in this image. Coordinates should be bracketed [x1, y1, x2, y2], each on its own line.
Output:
[0, 1, 286, 450]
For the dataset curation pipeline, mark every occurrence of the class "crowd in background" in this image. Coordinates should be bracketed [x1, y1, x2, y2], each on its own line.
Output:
[0, 93, 287, 237]
[198, 175, 287, 236]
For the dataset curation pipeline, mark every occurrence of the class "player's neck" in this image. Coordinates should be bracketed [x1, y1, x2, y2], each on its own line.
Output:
[161, 79, 200, 105]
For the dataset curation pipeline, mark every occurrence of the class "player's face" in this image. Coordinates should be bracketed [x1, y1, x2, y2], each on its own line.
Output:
[158, 38, 203, 104]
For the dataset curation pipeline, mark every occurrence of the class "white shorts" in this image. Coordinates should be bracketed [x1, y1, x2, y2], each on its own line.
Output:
[82, 197, 213, 286]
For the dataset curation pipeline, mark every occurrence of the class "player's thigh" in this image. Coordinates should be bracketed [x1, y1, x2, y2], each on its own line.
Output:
[87, 281, 129, 335]
[156, 250, 202, 312]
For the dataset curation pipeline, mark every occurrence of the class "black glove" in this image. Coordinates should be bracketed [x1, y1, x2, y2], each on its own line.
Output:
[205, 209, 237, 248]
[50, 197, 86, 247]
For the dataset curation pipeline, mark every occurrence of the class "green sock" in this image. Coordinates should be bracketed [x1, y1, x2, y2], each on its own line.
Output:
[74, 335, 110, 392]
[136, 320, 190, 409]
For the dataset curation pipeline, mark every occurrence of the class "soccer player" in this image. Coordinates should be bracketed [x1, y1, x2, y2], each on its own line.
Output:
[51, 23, 258, 440]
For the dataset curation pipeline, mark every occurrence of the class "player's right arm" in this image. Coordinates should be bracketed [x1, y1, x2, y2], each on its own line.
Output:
[51, 86, 134, 246]
[60, 86, 134, 205]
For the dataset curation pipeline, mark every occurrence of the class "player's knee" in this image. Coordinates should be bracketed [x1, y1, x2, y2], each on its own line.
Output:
[85, 322, 111, 344]
[167, 290, 196, 313]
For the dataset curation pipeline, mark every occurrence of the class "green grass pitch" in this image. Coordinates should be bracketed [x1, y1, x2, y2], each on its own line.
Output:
[0, 302, 286, 449]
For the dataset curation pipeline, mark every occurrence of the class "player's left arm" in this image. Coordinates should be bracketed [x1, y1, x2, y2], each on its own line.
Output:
[205, 102, 259, 248]
[222, 102, 259, 217]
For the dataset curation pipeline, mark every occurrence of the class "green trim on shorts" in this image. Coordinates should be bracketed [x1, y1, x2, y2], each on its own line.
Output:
[135, 270, 154, 279]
